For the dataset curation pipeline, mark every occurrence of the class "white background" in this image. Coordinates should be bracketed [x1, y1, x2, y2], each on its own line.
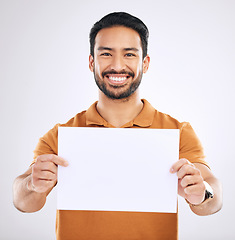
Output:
[0, 0, 234, 239]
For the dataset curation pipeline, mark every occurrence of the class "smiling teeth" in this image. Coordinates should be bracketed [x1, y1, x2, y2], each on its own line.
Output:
[109, 76, 127, 81]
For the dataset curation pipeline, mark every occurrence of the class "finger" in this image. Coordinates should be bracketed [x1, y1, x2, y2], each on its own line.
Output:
[37, 170, 56, 181]
[184, 182, 205, 196]
[37, 154, 69, 167]
[32, 178, 56, 193]
[170, 158, 192, 173]
[180, 175, 203, 188]
[177, 164, 200, 179]
[32, 162, 58, 181]
[42, 161, 57, 173]
[33, 160, 57, 172]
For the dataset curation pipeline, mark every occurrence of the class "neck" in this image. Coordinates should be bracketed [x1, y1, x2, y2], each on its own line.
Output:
[96, 90, 143, 127]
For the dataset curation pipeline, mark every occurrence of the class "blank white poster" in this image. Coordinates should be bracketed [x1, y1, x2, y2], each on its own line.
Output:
[58, 127, 179, 213]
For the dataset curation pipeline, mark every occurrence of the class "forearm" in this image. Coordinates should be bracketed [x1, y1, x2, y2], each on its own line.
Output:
[189, 177, 223, 216]
[13, 173, 47, 213]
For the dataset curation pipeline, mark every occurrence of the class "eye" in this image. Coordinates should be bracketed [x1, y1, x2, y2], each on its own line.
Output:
[100, 52, 111, 56]
[125, 53, 136, 57]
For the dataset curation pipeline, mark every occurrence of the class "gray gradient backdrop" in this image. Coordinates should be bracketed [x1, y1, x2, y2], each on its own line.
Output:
[1, 0, 234, 239]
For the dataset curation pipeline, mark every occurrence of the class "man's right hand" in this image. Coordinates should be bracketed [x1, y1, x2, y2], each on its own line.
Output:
[28, 154, 69, 193]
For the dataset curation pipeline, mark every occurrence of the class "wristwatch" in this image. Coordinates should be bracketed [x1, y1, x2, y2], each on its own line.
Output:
[203, 181, 214, 201]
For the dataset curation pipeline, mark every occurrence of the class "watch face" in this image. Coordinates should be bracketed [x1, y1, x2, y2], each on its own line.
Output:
[205, 189, 214, 200]
[204, 181, 214, 200]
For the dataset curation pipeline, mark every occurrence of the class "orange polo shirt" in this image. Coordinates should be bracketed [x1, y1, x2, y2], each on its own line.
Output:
[33, 99, 208, 240]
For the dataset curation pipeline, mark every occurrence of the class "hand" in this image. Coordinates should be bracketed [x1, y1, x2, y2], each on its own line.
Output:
[170, 158, 205, 205]
[29, 154, 69, 193]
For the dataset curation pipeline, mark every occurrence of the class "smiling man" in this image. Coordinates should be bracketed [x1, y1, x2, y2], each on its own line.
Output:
[89, 24, 150, 128]
[13, 12, 222, 240]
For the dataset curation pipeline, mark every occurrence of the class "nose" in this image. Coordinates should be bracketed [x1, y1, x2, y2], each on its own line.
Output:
[110, 55, 125, 72]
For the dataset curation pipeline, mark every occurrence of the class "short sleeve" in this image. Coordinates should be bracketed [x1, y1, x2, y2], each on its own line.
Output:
[32, 124, 59, 165]
[179, 122, 209, 168]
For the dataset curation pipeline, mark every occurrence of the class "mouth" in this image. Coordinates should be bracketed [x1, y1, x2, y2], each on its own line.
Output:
[103, 71, 134, 86]
[107, 74, 129, 85]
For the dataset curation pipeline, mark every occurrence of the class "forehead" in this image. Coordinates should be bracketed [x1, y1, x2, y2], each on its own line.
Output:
[94, 26, 142, 50]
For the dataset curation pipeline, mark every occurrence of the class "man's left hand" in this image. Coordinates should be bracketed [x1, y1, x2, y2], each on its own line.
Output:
[170, 158, 206, 205]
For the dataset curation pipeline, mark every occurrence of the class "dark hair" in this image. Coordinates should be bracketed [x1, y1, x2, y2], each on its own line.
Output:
[89, 12, 149, 58]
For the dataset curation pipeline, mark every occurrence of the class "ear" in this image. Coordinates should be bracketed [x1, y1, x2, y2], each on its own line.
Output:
[143, 54, 150, 73]
[89, 54, 94, 72]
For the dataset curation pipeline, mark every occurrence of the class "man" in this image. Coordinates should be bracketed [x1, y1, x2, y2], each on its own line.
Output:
[13, 12, 222, 240]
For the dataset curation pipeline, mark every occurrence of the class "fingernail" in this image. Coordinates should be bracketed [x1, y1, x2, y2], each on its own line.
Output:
[170, 168, 174, 173]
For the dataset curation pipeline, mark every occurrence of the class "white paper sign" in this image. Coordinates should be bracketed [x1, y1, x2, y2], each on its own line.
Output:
[58, 127, 179, 213]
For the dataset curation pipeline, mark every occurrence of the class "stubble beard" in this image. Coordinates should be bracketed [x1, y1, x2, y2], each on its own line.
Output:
[93, 69, 143, 100]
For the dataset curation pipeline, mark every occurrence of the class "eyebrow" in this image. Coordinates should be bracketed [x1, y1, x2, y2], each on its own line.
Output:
[123, 48, 139, 52]
[97, 47, 112, 51]
[97, 47, 139, 52]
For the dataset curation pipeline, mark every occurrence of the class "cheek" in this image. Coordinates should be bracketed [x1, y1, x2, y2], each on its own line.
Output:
[94, 60, 108, 75]
[93, 63, 102, 76]
[129, 58, 142, 71]
[132, 62, 143, 75]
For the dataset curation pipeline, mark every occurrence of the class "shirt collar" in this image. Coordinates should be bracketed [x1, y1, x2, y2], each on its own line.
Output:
[132, 99, 155, 127]
[86, 101, 108, 126]
[86, 99, 155, 128]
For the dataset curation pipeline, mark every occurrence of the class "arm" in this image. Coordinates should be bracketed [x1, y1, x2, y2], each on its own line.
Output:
[170, 158, 222, 216]
[13, 154, 68, 213]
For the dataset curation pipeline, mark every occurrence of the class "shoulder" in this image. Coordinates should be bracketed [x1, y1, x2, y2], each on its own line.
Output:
[151, 108, 186, 130]
[59, 110, 87, 128]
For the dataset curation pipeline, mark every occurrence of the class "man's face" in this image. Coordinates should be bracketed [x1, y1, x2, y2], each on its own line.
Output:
[89, 26, 150, 100]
